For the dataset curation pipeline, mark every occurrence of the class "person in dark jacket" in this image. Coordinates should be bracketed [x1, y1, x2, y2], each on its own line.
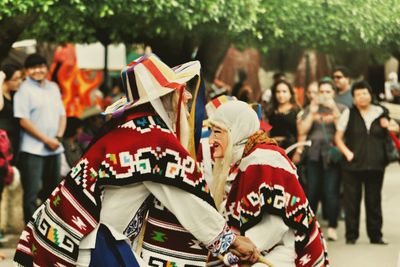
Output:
[335, 80, 390, 245]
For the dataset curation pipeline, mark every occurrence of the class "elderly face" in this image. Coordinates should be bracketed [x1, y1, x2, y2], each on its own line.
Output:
[209, 126, 229, 158]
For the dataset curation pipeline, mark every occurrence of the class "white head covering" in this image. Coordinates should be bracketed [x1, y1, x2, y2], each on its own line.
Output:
[209, 100, 260, 164]
[208, 101, 260, 209]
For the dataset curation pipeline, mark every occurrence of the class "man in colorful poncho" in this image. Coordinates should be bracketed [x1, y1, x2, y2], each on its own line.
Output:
[208, 101, 329, 266]
[14, 55, 259, 266]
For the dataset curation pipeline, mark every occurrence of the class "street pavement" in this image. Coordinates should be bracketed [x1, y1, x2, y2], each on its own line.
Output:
[0, 163, 399, 266]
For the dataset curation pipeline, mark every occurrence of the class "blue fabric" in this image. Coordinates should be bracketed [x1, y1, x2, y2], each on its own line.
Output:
[194, 77, 207, 154]
[90, 224, 140, 267]
[13, 77, 66, 156]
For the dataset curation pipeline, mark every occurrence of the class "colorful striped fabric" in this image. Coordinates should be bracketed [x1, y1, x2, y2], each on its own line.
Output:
[106, 54, 206, 161]
[104, 54, 201, 116]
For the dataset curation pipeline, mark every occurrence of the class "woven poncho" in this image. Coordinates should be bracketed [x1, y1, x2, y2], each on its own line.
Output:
[14, 112, 215, 266]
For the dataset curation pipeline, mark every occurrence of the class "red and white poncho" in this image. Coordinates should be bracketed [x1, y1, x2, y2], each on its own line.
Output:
[224, 143, 329, 267]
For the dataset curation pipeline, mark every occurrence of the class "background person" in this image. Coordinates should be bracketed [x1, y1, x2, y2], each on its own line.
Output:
[266, 79, 301, 160]
[13, 53, 66, 223]
[0, 65, 23, 161]
[332, 66, 353, 108]
[335, 80, 390, 245]
[298, 78, 346, 241]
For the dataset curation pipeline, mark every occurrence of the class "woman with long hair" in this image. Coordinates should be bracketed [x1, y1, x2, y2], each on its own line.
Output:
[266, 80, 301, 159]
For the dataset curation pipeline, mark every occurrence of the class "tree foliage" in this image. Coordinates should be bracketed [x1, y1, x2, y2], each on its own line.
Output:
[243, 0, 400, 53]
[2, 0, 400, 71]
[17, 0, 260, 44]
[260, 0, 400, 67]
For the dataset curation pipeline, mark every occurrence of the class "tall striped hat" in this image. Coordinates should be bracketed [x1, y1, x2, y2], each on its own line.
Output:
[105, 54, 201, 113]
[104, 54, 206, 157]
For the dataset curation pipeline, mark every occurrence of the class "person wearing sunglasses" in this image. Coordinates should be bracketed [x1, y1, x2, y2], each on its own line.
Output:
[332, 66, 353, 108]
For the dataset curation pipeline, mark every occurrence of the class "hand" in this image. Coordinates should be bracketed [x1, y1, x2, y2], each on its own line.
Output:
[231, 236, 260, 263]
[379, 117, 389, 128]
[345, 151, 354, 162]
[44, 137, 60, 151]
[323, 98, 336, 109]
[292, 151, 302, 165]
[321, 114, 335, 123]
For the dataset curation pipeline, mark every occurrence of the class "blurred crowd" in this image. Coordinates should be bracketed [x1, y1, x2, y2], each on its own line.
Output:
[210, 66, 400, 245]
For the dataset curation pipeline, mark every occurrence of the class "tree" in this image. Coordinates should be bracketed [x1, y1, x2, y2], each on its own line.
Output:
[246, 0, 400, 91]
[11, 0, 260, 81]
[2, 0, 400, 82]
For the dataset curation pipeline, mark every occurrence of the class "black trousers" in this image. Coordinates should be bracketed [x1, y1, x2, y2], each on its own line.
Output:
[342, 170, 384, 241]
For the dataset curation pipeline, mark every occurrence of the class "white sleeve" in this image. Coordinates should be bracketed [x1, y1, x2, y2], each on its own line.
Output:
[336, 108, 350, 132]
[245, 214, 289, 251]
[143, 181, 231, 249]
[246, 215, 296, 267]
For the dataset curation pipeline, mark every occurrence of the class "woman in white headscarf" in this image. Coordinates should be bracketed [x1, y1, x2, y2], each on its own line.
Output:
[208, 101, 329, 267]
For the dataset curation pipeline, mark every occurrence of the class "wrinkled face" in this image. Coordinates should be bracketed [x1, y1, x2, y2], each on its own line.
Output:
[275, 83, 292, 104]
[209, 126, 228, 158]
[25, 64, 48, 82]
[7, 70, 23, 91]
[332, 71, 350, 91]
[353, 88, 371, 108]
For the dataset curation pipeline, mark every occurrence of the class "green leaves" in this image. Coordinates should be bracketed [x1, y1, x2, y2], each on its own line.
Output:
[252, 0, 400, 52]
[3, 0, 400, 55]
[0, 0, 56, 19]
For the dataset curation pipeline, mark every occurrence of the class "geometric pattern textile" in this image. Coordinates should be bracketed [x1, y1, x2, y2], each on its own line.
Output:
[224, 143, 329, 267]
[14, 112, 215, 266]
[141, 199, 209, 266]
